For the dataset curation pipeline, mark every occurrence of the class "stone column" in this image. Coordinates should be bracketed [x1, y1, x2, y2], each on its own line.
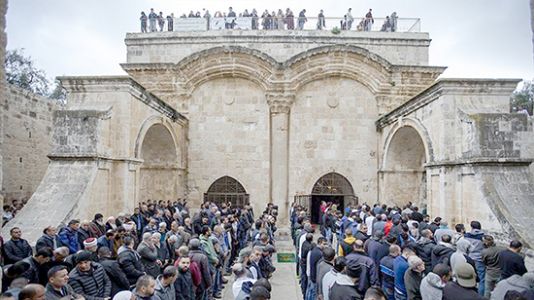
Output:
[267, 93, 294, 225]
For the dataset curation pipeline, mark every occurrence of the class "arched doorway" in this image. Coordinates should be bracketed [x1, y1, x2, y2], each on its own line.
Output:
[309, 172, 357, 224]
[204, 176, 249, 208]
[139, 124, 179, 202]
[382, 125, 427, 206]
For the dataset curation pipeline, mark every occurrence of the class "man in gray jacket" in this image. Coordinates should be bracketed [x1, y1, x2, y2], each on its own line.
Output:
[155, 266, 178, 300]
[420, 263, 450, 300]
[316, 247, 335, 300]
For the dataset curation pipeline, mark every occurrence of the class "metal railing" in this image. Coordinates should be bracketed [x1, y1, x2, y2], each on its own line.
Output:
[146, 16, 421, 33]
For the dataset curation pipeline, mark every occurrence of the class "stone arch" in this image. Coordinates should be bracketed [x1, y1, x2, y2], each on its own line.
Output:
[381, 118, 434, 169]
[381, 118, 432, 206]
[135, 116, 179, 160]
[308, 172, 357, 224]
[204, 176, 249, 208]
[137, 118, 180, 203]
[175, 46, 280, 93]
[284, 45, 393, 93]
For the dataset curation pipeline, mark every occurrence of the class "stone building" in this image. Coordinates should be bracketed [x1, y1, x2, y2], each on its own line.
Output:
[3, 29, 534, 246]
[0, 85, 59, 203]
[0, 0, 6, 205]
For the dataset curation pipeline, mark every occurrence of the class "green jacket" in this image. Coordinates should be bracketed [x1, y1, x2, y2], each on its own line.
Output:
[200, 235, 218, 265]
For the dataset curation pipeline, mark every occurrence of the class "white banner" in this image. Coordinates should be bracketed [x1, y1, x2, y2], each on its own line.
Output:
[210, 17, 253, 30]
[174, 18, 207, 31]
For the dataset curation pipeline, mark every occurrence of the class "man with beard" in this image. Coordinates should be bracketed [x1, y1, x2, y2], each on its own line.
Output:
[89, 214, 106, 238]
[134, 275, 158, 299]
[174, 255, 194, 300]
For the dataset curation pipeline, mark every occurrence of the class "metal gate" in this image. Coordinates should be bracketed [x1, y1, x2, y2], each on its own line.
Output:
[203, 176, 249, 208]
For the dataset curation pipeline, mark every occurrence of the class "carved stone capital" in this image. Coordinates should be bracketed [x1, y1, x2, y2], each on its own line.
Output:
[266, 92, 295, 114]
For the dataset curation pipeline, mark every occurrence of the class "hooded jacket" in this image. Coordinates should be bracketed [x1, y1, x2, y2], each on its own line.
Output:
[155, 276, 175, 300]
[338, 236, 356, 257]
[328, 274, 362, 300]
[420, 272, 446, 300]
[491, 274, 534, 300]
[431, 242, 455, 268]
[464, 229, 484, 261]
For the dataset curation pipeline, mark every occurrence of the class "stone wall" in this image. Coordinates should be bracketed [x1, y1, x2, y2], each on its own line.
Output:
[377, 79, 534, 245]
[125, 31, 431, 66]
[0, 0, 7, 204]
[1, 85, 59, 203]
[289, 78, 378, 203]
[187, 78, 270, 214]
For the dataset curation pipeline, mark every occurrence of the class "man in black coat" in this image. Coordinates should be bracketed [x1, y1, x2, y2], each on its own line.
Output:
[3, 227, 33, 264]
[21, 248, 53, 285]
[35, 226, 61, 252]
[175, 256, 195, 300]
[98, 247, 130, 297]
[68, 251, 111, 299]
[431, 234, 455, 268]
[299, 233, 314, 297]
[415, 229, 436, 274]
[345, 240, 379, 295]
[117, 236, 146, 285]
[499, 240, 528, 279]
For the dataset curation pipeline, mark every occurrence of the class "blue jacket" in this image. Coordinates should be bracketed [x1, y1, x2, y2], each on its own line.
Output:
[380, 255, 396, 293]
[59, 227, 80, 254]
[393, 256, 409, 295]
[346, 251, 379, 294]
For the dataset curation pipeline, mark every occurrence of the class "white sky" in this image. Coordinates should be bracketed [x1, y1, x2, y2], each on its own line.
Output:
[6, 0, 534, 82]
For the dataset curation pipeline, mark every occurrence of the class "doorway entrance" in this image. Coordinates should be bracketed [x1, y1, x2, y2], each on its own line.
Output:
[309, 172, 356, 224]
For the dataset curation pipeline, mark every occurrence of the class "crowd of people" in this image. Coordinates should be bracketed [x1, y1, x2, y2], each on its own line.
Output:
[291, 201, 532, 300]
[0, 199, 279, 300]
[139, 7, 399, 32]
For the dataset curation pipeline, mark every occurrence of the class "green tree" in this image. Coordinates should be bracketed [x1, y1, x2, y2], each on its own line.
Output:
[511, 80, 534, 115]
[5, 48, 66, 102]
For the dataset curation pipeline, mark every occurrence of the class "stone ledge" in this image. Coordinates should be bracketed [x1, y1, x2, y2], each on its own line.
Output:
[425, 157, 533, 168]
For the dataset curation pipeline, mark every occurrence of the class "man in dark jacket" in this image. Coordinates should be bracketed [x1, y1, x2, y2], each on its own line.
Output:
[98, 247, 129, 297]
[59, 220, 81, 254]
[307, 237, 327, 300]
[380, 244, 400, 300]
[21, 248, 53, 285]
[443, 262, 485, 300]
[329, 259, 362, 300]
[35, 226, 60, 252]
[3, 227, 33, 264]
[345, 240, 379, 295]
[175, 256, 194, 300]
[117, 236, 146, 285]
[189, 238, 212, 300]
[481, 235, 502, 297]
[68, 251, 111, 299]
[431, 234, 455, 268]
[404, 256, 424, 300]
[415, 229, 436, 274]
[499, 239, 528, 280]
[300, 233, 314, 297]
[77, 221, 95, 249]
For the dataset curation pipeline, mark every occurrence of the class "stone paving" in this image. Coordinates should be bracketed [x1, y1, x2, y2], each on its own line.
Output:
[222, 232, 303, 300]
